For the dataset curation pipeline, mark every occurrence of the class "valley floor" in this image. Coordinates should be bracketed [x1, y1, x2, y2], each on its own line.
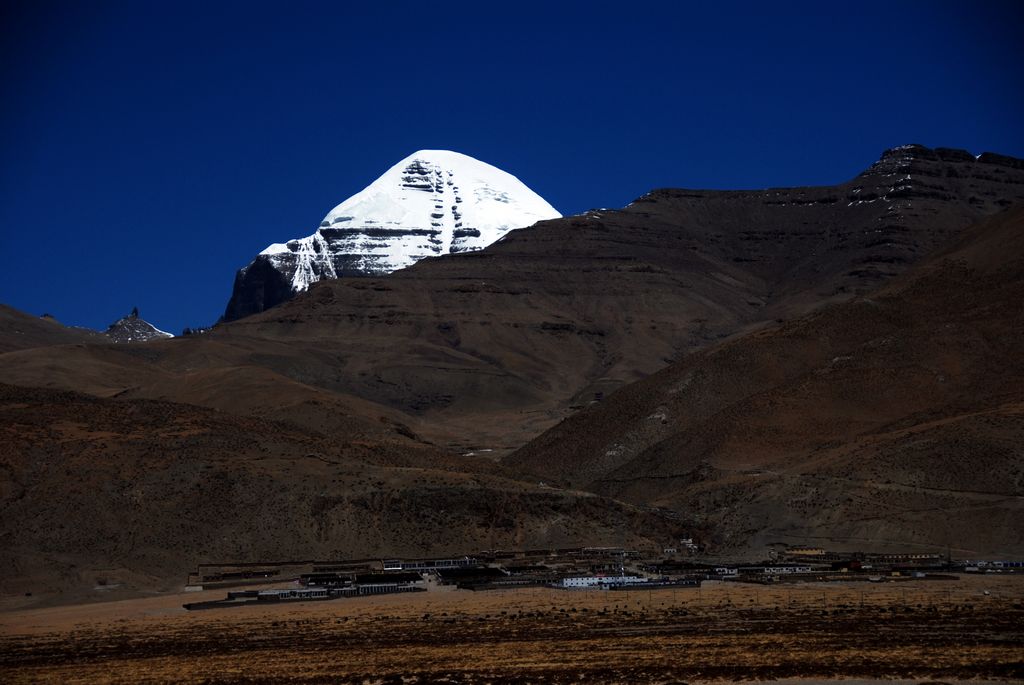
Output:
[1, 576, 1022, 683]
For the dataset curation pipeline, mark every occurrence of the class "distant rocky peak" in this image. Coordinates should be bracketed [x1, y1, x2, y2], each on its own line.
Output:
[105, 308, 173, 344]
[862, 143, 1024, 180]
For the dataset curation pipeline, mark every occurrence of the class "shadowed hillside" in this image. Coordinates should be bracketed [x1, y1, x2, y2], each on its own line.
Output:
[0, 306, 102, 354]
[505, 207, 1024, 557]
[0, 383, 682, 600]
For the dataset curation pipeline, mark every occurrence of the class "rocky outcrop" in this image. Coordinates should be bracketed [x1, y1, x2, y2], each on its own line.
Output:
[223, 258, 295, 323]
[629, 143, 1024, 305]
[104, 308, 173, 343]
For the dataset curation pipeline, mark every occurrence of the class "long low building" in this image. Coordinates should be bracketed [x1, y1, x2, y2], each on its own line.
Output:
[560, 575, 648, 589]
[183, 583, 424, 610]
[739, 566, 813, 575]
[384, 557, 478, 571]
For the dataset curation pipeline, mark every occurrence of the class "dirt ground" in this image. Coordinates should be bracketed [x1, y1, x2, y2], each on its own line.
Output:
[1, 575, 1022, 684]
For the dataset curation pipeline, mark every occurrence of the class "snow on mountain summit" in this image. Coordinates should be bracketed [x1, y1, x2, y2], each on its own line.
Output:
[224, 150, 561, 320]
[259, 150, 560, 290]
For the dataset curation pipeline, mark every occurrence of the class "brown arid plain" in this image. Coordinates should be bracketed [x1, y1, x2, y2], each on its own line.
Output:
[1, 575, 1022, 684]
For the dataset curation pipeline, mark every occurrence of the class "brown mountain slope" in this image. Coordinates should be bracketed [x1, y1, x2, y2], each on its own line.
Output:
[0, 336, 440, 444]
[0, 306, 102, 354]
[221, 146, 1024, 451]
[504, 207, 1024, 557]
[2, 145, 1020, 453]
[0, 383, 681, 602]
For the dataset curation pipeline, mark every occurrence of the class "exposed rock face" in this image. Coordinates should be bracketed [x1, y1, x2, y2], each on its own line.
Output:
[626, 143, 1024, 309]
[104, 308, 173, 343]
[223, 258, 294, 326]
[223, 150, 560, 321]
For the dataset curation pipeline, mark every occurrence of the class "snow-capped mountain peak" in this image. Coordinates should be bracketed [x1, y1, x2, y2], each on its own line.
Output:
[224, 150, 560, 320]
[260, 150, 560, 290]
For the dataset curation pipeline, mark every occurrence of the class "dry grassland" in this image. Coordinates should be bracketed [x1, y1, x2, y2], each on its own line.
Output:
[1, 576, 1022, 684]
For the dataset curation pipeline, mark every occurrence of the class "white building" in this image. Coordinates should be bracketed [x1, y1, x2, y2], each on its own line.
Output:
[762, 566, 812, 574]
[561, 575, 647, 589]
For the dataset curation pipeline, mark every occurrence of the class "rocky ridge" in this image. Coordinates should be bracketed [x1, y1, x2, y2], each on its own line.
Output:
[104, 308, 173, 343]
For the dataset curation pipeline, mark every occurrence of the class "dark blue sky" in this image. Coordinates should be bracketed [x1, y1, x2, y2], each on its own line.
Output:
[2, 1, 1022, 334]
